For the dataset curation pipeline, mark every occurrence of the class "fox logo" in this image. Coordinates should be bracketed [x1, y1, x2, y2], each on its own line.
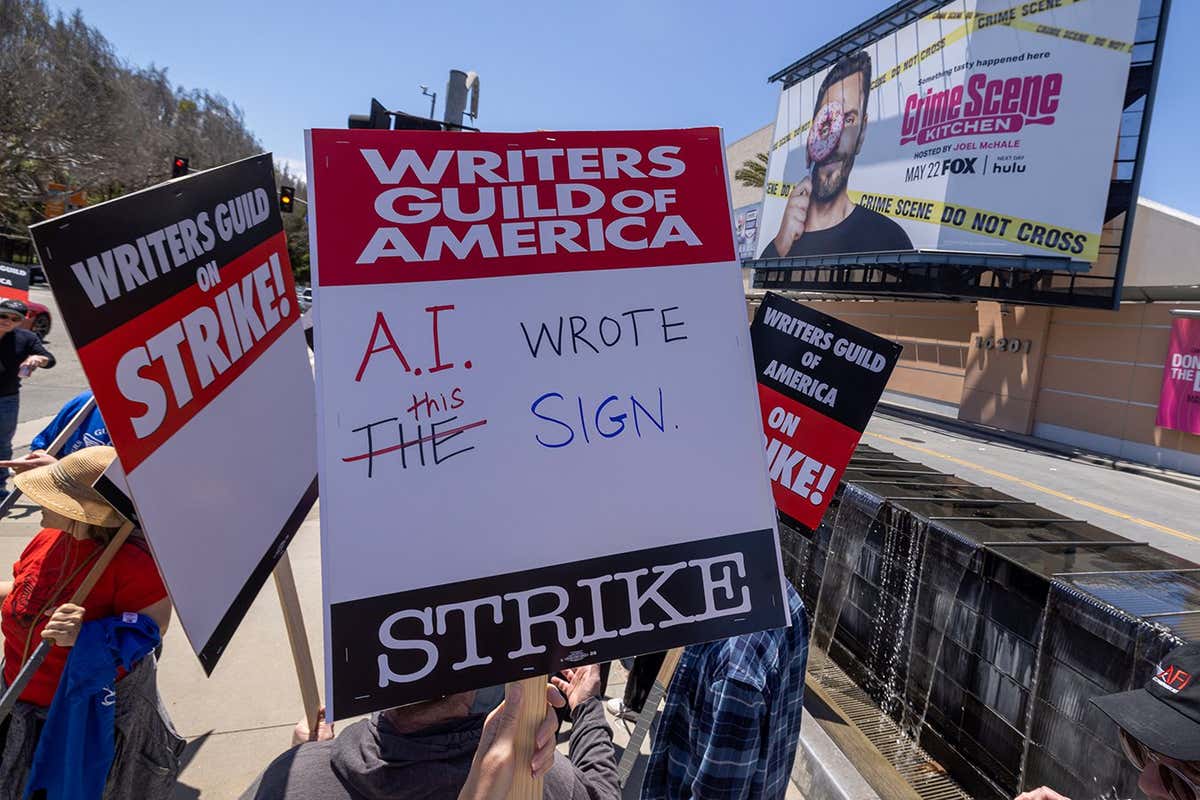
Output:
[1153, 665, 1192, 694]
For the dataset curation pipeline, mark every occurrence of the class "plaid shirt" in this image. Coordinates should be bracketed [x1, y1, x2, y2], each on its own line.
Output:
[640, 584, 808, 800]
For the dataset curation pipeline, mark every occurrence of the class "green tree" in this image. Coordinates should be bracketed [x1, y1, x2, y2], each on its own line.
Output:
[735, 152, 769, 189]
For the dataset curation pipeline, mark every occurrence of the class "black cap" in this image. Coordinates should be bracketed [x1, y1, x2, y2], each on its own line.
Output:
[1092, 641, 1200, 761]
[0, 299, 27, 316]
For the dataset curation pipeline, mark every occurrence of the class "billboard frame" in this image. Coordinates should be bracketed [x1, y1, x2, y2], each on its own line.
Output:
[749, 0, 1172, 310]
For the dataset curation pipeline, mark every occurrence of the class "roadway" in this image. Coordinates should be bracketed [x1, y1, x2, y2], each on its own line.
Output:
[862, 411, 1200, 562]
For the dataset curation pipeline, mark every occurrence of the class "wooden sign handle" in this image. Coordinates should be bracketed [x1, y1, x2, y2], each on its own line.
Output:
[505, 675, 548, 799]
[71, 519, 136, 602]
[272, 551, 322, 735]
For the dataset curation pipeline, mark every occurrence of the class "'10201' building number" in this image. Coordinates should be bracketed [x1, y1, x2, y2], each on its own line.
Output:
[974, 335, 1034, 354]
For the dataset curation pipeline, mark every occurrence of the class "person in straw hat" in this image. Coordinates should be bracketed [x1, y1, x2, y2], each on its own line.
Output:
[0, 446, 178, 797]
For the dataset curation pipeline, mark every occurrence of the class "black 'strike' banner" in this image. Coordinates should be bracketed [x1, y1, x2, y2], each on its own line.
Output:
[751, 291, 901, 529]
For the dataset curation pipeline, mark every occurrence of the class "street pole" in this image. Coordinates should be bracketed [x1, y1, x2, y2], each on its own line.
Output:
[421, 85, 438, 119]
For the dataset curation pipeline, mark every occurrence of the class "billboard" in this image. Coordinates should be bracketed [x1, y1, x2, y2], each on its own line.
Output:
[759, 0, 1139, 265]
[734, 202, 762, 260]
[306, 127, 788, 719]
[1156, 317, 1200, 436]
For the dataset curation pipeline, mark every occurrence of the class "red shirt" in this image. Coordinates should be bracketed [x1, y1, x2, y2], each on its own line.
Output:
[1, 528, 167, 707]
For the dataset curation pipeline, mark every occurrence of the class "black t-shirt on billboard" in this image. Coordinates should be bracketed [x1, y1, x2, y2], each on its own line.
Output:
[759, 205, 913, 258]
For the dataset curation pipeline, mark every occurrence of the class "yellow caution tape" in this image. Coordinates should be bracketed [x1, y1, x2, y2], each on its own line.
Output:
[870, 24, 972, 91]
[762, 182, 1098, 262]
[1005, 19, 1132, 53]
[771, 120, 812, 153]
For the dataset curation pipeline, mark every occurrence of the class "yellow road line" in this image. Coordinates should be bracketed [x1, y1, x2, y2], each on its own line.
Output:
[865, 432, 1200, 543]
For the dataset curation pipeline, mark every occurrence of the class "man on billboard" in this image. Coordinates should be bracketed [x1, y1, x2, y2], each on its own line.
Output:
[761, 51, 912, 258]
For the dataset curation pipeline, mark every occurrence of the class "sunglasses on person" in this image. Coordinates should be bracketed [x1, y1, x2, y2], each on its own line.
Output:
[0, 313, 23, 323]
[1120, 727, 1200, 800]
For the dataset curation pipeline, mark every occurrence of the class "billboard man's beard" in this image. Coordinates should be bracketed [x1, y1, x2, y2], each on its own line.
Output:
[811, 152, 856, 202]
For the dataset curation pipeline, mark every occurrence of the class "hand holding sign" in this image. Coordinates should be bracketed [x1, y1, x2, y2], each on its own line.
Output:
[457, 681, 564, 800]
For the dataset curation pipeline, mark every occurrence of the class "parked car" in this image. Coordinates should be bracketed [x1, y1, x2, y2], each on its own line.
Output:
[21, 300, 51, 340]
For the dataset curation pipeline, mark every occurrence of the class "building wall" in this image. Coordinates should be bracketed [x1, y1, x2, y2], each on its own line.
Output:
[754, 298, 977, 408]
[1033, 302, 1200, 473]
[725, 124, 772, 211]
[752, 294, 1200, 475]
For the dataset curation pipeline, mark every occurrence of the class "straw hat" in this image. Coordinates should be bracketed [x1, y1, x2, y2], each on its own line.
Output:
[14, 446, 124, 527]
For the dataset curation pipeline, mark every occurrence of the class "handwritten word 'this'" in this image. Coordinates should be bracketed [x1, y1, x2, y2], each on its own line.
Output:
[355, 304, 471, 382]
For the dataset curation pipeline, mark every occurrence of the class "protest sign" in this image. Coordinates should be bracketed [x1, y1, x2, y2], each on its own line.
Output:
[29, 154, 317, 672]
[307, 127, 787, 719]
[1156, 317, 1200, 435]
[0, 263, 30, 302]
[751, 292, 900, 529]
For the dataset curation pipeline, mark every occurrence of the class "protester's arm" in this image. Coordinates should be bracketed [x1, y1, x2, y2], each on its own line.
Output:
[458, 682, 563, 800]
[551, 665, 619, 799]
[20, 332, 55, 371]
[138, 596, 172, 636]
[0, 451, 56, 474]
[688, 677, 766, 800]
[566, 698, 619, 799]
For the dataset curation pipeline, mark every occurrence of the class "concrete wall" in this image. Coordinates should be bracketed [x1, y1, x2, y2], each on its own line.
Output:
[788, 300, 976, 408]
[1124, 200, 1200, 288]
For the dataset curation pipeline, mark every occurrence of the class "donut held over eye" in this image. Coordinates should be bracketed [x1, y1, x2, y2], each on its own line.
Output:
[807, 101, 845, 165]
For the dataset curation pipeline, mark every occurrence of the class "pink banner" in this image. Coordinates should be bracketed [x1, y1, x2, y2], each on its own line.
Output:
[1156, 318, 1200, 435]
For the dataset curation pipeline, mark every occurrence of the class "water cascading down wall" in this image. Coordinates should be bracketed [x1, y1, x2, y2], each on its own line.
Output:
[781, 443, 1199, 800]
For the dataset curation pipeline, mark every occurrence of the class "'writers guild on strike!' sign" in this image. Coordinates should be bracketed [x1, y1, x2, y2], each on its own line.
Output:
[29, 155, 317, 671]
[751, 292, 901, 531]
[307, 128, 788, 719]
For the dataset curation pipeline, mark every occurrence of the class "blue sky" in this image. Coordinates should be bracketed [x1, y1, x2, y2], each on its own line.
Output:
[48, 0, 1199, 215]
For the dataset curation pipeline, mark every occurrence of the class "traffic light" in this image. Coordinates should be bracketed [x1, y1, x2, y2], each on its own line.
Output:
[348, 98, 391, 130]
[280, 186, 295, 214]
[171, 156, 189, 178]
[392, 110, 443, 131]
